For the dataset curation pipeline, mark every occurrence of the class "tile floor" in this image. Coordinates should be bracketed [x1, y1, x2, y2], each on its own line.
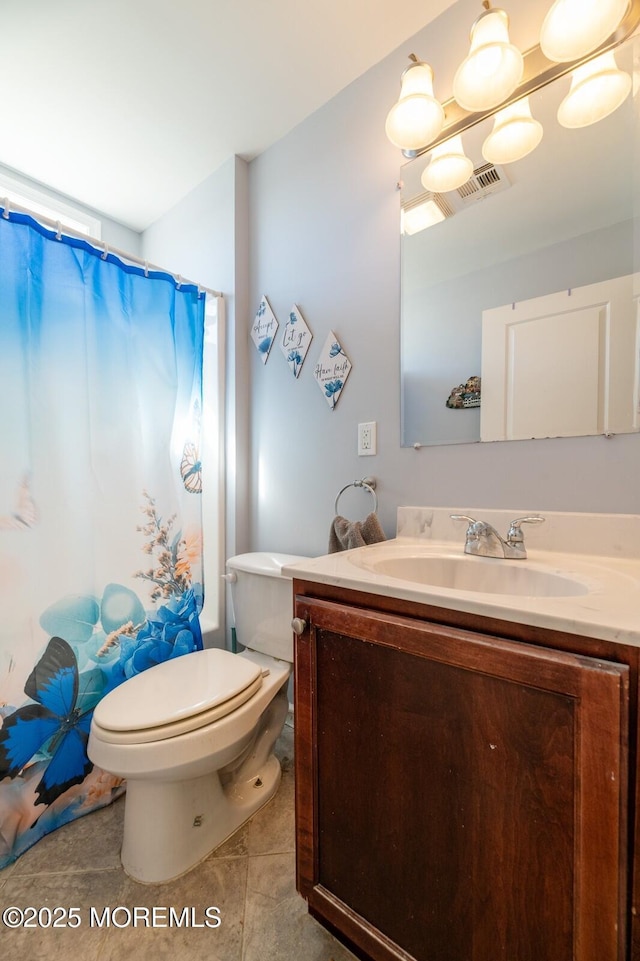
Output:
[0, 721, 357, 961]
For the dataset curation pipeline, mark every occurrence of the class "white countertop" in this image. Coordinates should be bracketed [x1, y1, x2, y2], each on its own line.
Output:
[283, 507, 640, 646]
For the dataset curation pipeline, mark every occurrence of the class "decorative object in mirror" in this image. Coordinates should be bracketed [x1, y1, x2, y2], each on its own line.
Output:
[446, 377, 481, 410]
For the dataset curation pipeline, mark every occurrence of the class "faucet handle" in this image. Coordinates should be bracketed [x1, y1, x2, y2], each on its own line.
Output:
[507, 514, 545, 542]
[450, 514, 478, 526]
[450, 514, 486, 544]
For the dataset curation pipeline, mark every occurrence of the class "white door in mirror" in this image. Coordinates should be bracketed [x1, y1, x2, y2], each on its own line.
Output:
[481, 273, 639, 441]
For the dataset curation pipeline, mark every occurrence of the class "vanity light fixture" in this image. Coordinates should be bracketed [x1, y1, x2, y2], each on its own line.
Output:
[482, 97, 543, 164]
[385, 56, 444, 151]
[453, 2, 524, 112]
[385, 0, 639, 161]
[421, 136, 474, 193]
[540, 0, 630, 63]
[557, 50, 632, 128]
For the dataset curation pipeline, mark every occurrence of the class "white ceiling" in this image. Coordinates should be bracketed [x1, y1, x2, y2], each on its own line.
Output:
[0, 0, 457, 231]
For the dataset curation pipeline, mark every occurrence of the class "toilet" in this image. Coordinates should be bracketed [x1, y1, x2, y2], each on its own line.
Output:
[87, 552, 306, 884]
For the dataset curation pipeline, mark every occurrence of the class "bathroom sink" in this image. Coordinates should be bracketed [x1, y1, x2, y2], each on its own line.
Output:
[284, 509, 640, 644]
[351, 554, 590, 597]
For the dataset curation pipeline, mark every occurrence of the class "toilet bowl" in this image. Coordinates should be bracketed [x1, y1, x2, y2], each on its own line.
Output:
[87, 552, 306, 883]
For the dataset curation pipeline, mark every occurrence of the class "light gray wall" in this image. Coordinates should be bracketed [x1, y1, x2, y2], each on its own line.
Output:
[99, 212, 141, 255]
[142, 156, 251, 566]
[248, 0, 640, 558]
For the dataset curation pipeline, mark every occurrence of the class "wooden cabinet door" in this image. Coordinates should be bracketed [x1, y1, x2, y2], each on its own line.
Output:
[294, 597, 629, 961]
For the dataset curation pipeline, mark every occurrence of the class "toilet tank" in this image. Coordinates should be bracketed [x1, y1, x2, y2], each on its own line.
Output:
[226, 553, 308, 662]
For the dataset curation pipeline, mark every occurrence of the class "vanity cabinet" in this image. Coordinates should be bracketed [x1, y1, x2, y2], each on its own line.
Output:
[293, 584, 635, 961]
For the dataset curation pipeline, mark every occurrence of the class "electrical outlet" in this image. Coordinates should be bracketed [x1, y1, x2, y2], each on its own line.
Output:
[358, 421, 377, 456]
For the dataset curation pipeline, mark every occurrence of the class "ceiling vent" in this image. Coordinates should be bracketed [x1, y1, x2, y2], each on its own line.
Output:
[402, 190, 456, 219]
[453, 162, 511, 208]
[400, 163, 511, 233]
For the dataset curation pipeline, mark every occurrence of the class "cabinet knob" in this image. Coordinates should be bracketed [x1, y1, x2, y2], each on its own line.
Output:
[291, 617, 307, 636]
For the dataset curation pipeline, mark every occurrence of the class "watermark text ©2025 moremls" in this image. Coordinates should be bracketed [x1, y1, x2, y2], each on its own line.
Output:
[2, 904, 222, 929]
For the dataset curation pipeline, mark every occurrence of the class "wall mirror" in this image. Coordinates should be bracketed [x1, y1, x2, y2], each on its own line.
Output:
[400, 33, 639, 448]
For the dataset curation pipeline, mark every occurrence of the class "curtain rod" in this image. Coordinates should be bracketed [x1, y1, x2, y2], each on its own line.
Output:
[0, 197, 222, 299]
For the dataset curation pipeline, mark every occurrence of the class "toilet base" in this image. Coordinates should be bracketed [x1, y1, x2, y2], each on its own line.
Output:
[119, 688, 288, 883]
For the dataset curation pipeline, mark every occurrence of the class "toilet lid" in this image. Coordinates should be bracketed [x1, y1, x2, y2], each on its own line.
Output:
[93, 649, 263, 733]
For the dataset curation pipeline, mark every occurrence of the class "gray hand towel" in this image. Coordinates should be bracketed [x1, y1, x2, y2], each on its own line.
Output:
[328, 512, 386, 553]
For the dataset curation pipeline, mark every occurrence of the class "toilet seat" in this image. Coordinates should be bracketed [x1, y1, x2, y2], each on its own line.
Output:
[92, 649, 264, 745]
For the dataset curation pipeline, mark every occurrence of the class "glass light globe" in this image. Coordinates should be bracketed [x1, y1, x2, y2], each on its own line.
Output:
[557, 52, 632, 128]
[540, 0, 629, 63]
[482, 98, 543, 164]
[453, 9, 523, 112]
[385, 61, 444, 151]
[421, 136, 474, 193]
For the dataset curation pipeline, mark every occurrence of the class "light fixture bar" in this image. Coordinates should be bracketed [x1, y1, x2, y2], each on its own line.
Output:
[402, 0, 640, 159]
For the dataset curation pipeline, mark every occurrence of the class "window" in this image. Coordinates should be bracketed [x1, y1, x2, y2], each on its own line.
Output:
[0, 170, 101, 239]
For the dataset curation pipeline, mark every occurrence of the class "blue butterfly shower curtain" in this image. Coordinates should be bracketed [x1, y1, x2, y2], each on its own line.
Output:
[0, 211, 206, 867]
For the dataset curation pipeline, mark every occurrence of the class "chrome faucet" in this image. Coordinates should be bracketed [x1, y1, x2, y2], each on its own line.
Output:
[450, 514, 545, 559]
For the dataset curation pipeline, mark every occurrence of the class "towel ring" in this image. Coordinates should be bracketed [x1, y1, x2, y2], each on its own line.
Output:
[334, 478, 378, 516]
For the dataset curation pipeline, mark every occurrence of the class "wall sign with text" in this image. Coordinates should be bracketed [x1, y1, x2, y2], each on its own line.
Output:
[280, 304, 313, 377]
[251, 295, 279, 364]
[314, 331, 352, 410]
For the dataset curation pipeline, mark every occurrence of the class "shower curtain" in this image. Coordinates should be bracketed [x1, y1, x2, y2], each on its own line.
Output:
[0, 210, 206, 867]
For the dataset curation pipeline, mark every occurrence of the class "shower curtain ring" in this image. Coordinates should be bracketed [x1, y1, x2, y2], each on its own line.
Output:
[101, 242, 109, 260]
[2, 198, 10, 219]
[55, 221, 62, 240]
